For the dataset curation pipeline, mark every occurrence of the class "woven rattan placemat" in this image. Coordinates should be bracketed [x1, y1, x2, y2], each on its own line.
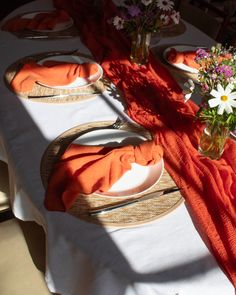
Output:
[4, 51, 108, 103]
[1, 10, 80, 39]
[41, 121, 183, 227]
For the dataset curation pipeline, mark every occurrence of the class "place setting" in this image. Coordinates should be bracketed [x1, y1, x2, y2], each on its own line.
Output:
[150, 19, 187, 48]
[41, 119, 183, 227]
[152, 43, 205, 85]
[159, 20, 187, 38]
[163, 44, 200, 74]
[4, 50, 107, 103]
[0, 9, 79, 39]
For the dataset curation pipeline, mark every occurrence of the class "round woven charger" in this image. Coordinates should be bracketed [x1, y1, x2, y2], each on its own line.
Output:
[4, 51, 108, 103]
[159, 20, 187, 38]
[41, 121, 183, 227]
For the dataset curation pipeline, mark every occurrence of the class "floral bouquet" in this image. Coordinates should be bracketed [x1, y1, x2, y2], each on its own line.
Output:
[111, 0, 180, 35]
[184, 44, 236, 132]
[110, 0, 180, 65]
[183, 44, 236, 158]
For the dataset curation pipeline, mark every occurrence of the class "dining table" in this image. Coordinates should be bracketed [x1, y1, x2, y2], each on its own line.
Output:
[0, 0, 235, 294]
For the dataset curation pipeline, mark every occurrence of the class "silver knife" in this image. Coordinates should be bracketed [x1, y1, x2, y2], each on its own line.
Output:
[88, 186, 180, 216]
[22, 35, 78, 39]
[28, 92, 101, 99]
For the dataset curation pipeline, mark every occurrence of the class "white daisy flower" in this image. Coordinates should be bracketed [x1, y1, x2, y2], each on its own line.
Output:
[156, 0, 174, 11]
[209, 83, 236, 115]
[113, 16, 124, 30]
[170, 11, 180, 24]
[160, 14, 169, 25]
[182, 79, 195, 102]
[229, 77, 236, 84]
[141, 0, 153, 6]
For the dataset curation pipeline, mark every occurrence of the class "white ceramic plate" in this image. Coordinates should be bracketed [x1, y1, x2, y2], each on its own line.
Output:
[72, 129, 164, 198]
[37, 55, 103, 89]
[21, 11, 74, 32]
[163, 45, 199, 74]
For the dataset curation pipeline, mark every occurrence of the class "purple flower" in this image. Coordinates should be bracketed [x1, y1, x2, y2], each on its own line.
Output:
[127, 5, 141, 17]
[196, 48, 209, 61]
[215, 65, 233, 78]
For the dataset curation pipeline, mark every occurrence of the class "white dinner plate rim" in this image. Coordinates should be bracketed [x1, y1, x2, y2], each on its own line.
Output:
[21, 10, 74, 32]
[230, 131, 236, 139]
[71, 129, 164, 198]
[37, 55, 103, 89]
[163, 45, 199, 74]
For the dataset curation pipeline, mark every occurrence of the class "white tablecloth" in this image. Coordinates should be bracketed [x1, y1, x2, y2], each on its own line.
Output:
[0, 1, 234, 294]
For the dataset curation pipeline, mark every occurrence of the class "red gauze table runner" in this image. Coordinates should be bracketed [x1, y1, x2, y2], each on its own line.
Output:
[53, 0, 236, 286]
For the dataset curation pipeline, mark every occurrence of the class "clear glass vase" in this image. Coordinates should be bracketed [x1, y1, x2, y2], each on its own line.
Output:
[198, 122, 230, 160]
[130, 32, 151, 66]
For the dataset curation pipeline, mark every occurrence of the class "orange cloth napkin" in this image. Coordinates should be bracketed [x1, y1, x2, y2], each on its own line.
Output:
[10, 61, 98, 92]
[44, 140, 163, 211]
[166, 48, 200, 69]
[2, 9, 71, 32]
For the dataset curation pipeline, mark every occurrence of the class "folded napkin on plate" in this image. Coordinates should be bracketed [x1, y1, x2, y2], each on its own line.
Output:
[2, 9, 71, 32]
[44, 139, 163, 211]
[166, 48, 200, 69]
[11, 61, 98, 92]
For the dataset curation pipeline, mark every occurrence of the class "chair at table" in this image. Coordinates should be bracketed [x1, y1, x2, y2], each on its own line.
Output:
[176, 0, 235, 43]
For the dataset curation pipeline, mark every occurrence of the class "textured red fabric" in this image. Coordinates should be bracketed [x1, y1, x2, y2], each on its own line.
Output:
[45, 140, 163, 211]
[11, 61, 98, 92]
[53, 0, 236, 286]
[2, 9, 70, 32]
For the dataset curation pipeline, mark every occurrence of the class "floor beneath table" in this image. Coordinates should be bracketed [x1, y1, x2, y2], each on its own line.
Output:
[0, 159, 60, 295]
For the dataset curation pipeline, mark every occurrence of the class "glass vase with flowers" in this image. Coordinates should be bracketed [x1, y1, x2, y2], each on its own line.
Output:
[183, 44, 236, 160]
[111, 0, 180, 65]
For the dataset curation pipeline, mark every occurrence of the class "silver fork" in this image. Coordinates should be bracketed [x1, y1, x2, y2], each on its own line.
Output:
[90, 117, 127, 131]
[110, 117, 126, 129]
